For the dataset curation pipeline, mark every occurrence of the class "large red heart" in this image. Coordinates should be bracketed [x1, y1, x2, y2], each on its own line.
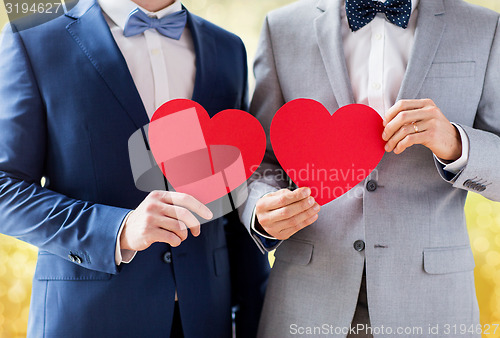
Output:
[270, 99, 385, 205]
[148, 99, 266, 204]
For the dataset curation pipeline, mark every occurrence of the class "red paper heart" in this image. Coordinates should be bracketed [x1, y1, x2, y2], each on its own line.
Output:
[271, 99, 385, 205]
[149, 99, 266, 204]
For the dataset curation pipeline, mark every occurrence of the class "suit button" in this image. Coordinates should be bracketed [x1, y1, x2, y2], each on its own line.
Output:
[163, 251, 172, 264]
[366, 180, 377, 192]
[353, 240, 365, 252]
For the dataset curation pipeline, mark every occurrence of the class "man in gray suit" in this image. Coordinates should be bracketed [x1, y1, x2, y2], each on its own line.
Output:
[239, 0, 500, 336]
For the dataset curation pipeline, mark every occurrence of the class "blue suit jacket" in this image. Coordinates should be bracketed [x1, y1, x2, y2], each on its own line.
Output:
[0, 0, 268, 336]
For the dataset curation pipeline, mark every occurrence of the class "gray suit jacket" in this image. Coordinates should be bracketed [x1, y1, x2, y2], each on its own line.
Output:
[239, 0, 500, 337]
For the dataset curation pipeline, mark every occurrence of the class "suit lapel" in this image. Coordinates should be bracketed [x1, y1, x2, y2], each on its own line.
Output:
[397, 0, 446, 100]
[187, 12, 216, 112]
[314, 0, 354, 108]
[65, 0, 149, 129]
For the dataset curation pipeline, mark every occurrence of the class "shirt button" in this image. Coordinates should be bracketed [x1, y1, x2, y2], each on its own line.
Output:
[151, 49, 160, 55]
[366, 180, 378, 192]
[163, 251, 172, 264]
[375, 33, 383, 40]
[353, 240, 366, 252]
[371, 82, 381, 90]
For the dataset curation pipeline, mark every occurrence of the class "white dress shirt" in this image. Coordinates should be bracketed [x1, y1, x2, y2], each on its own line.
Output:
[251, 0, 469, 239]
[99, 0, 195, 119]
[97, 0, 196, 264]
[340, 0, 468, 173]
[342, 0, 418, 116]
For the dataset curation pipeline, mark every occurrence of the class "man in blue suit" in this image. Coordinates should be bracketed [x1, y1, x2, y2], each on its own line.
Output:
[0, 0, 269, 336]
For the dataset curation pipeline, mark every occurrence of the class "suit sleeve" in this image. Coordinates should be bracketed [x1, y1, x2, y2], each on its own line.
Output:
[238, 16, 290, 252]
[436, 18, 500, 202]
[0, 26, 130, 275]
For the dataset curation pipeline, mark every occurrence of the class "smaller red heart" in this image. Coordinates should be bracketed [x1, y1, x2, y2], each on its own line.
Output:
[271, 99, 385, 205]
[148, 99, 266, 204]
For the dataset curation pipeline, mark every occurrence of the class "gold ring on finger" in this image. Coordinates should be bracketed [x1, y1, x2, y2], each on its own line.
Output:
[412, 122, 419, 133]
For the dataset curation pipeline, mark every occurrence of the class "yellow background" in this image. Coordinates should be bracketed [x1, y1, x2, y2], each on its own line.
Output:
[1, 0, 500, 337]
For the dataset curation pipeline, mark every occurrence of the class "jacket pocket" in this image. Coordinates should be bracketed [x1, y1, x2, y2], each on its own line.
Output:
[35, 252, 112, 281]
[423, 245, 475, 275]
[274, 238, 314, 266]
[426, 61, 475, 78]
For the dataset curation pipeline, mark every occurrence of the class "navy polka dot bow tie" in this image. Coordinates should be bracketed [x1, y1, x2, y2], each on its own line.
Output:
[346, 0, 412, 32]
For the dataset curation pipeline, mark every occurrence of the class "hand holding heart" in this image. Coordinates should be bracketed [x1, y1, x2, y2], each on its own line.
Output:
[125, 99, 266, 250]
[270, 100, 386, 206]
[120, 190, 213, 251]
[383, 99, 462, 161]
[255, 187, 321, 240]
[253, 98, 461, 241]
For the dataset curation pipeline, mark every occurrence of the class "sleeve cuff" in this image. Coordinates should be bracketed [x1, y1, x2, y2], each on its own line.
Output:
[250, 204, 281, 250]
[434, 123, 470, 175]
[115, 211, 137, 265]
[250, 205, 277, 240]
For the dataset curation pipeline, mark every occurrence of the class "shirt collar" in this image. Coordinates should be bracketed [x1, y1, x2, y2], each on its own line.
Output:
[98, 0, 183, 30]
[410, 0, 419, 15]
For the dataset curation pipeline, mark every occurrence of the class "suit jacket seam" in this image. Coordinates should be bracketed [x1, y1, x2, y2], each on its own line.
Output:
[11, 27, 45, 107]
[265, 16, 286, 106]
[84, 125, 101, 200]
[239, 39, 250, 111]
[43, 280, 48, 337]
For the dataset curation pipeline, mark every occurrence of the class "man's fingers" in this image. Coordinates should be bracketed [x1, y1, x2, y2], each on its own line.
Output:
[267, 203, 320, 239]
[149, 215, 190, 240]
[393, 131, 429, 155]
[383, 99, 431, 126]
[148, 201, 201, 237]
[146, 193, 204, 237]
[188, 223, 201, 237]
[382, 108, 432, 141]
[150, 228, 183, 247]
[274, 203, 320, 230]
[266, 196, 317, 223]
[259, 187, 311, 211]
[276, 212, 320, 240]
[155, 191, 213, 220]
[385, 120, 429, 152]
[162, 205, 202, 236]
